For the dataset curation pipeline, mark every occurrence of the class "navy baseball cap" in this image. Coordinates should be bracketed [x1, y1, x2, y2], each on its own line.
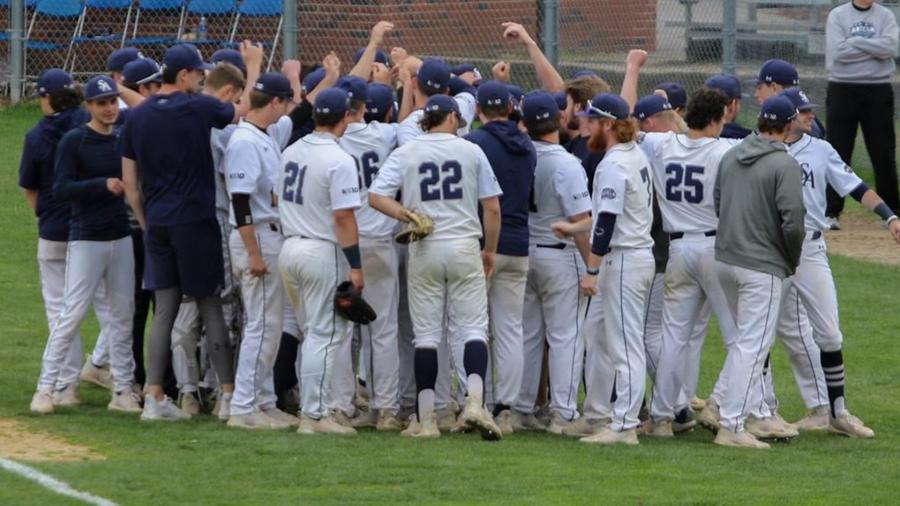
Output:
[572, 69, 598, 79]
[107, 47, 143, 72]
[336, 75, 368, 102]
[211, 48, 247, 75]
[314, 87, 351, 115]
[705, 74, 742, 100]
[417, 58, 451, 92]
[655, 82, 687, 109]
[633, 94, 673, 121]
[37, 68, 75, 96]
[553, 91, 567, 111]
[452, 63, 482, 83]
[577, 93, 630, 120]
[253, 72, 294, 100]
[448, 76, 475, 97]
[84, 75, 119, 101]
[779, 87, 817, 111]
[353, 47, 390, 65]
[162, 44, 213, 74]
[755, 59, 799, 87]
[522, 90, 560, 123]
[365, 82, 394, 117]
[123, 58, 162, 85]
[301, 68, 326, 94]
[759, 95, 798, 122]
[424, 94, 467, 127]
[476, 80, 509, 108]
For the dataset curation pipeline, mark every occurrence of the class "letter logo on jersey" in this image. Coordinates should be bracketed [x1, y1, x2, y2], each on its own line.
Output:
[600, 187, 616, 200]
[800, 162, 814, 188]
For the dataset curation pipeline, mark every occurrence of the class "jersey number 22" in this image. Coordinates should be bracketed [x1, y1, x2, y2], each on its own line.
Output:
[419, 161, 462, 201]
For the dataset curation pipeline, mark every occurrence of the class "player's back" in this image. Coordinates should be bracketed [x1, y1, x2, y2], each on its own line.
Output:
[279, 131, 359, 242]
[530, 142, 590, 246]
[339, 121, 398, 238]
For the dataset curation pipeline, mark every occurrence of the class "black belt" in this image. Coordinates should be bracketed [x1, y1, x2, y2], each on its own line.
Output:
[536, 243, 566, 250]
[670, 230, 716, 240]
[268, 223, 280, 233]
[809, 230, 822, 240]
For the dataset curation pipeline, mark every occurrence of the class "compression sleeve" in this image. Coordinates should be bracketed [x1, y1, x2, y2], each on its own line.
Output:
[232, 193, 253, 227]
[591, 212, 617, 256]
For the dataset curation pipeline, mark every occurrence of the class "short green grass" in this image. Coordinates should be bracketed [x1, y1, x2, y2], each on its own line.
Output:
[2, 104, 900, 505]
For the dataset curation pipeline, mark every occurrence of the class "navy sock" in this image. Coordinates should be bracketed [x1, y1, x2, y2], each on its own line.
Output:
[414, 348, 438, 421]
[493, 403, 510, 417]
[820, 349, 846, 418]
[463, 340, 488, 378]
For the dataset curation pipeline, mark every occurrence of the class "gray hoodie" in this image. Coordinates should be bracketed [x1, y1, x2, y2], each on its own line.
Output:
[714, 133, 806, 279]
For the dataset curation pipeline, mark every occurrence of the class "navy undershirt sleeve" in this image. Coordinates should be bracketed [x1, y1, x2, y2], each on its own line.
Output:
[591, 212, 617, 256]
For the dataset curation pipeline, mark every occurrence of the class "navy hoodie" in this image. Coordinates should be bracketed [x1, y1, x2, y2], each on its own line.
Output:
[466, 120, 537, 256]
[19, 108, 90, 241]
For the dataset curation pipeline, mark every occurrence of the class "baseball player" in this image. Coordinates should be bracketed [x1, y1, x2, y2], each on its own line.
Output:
[465, 80, 537, 435]
[31, 76, 140, 414]
[368, 94, 503, 440]
[333, 76, 404, 431]
[396, 58, 476, 145]
[654, 82, 687, 115]
[107, 47, 143, 110]
[554, 93, 656, 446]
[753, 59, 826, 140]
[513, 91, 591, 436]
[704, 74, 751, 139]
[121, 57, 163, 98]
[278, 87, 363, 436]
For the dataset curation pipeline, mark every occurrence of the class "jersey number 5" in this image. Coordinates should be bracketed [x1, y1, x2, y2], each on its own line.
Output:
[282, 161, 307, 205]
[664, 163, 704, 204]
[419, 161, 463, 201]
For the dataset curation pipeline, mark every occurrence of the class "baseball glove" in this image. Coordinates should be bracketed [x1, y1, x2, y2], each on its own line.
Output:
[334, 281, 377, 324]
[395, 209, 434, 244]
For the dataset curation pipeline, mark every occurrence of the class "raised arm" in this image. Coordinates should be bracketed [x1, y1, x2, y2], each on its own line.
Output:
[349, 21, 394, 80]
[620, 49, 648, 111]
[501, 22, 564, 92]
[234, 40, 264, 121]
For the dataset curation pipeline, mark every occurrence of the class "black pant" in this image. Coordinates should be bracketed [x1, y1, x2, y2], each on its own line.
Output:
[131, 228, 151, 386]
[825, 81, 900, 216]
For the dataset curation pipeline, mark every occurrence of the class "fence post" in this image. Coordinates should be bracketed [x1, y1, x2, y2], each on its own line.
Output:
[282, 0, 298, 61]
[540, 0, 558, 69]
[722, 0, 737, 75]
[9, 0, 25, 103]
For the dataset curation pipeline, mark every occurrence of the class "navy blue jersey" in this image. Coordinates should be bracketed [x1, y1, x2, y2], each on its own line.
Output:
[120, 92, 234, 226]
[720, 121, 752, 139]
[54, 125, 129, 242]
[18, 108, 90, 241]
[565, 134, 605, 194]
[466, 120, 536, 256]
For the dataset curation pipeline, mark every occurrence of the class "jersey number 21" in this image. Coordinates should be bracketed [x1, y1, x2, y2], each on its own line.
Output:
[283, 161, 306, 205]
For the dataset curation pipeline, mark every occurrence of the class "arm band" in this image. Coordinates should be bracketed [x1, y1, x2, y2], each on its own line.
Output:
[591, 212, 617, 257]
[874, 202, 896, 222]
[342, 244, 362, 269]
[232, 194, 253, 227]
[849, 182, 869, 202]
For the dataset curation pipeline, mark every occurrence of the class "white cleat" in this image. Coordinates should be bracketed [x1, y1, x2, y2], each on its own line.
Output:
[108, 389, 143, 413]
[214, 392, 233, 422]
[829, 410, 875, 439]
[30, 390, 54, 414]
[580, 427, 639, 446]
[494, 410, 514, 435]
[178, 392, 201, 416]
[297, 414, 357, 436]
[640, 419, 674, 437]
[350, 409, 378, 429]
[331, 410, 355, 428]
[79, 358, 112, 390]
[262, 407, 300, 428]
[355, 382, 369, 411]
[745, 415, 799, 440]
[400, 413, 440, 439]
[460, 396, 502, 441]
[561, 417, 609, 437]
[697, 399, 720, 433]
[375, 410, 403, 431]
[714, 428, 770, 449]
[228, 411, 288, 430]
[794, 405, 830, 432]
[510, 410, 547, 432]
[51, 383, 81, 407]
[141, 395, 190, 421]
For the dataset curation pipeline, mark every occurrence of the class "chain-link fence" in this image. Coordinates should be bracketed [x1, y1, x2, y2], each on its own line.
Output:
[3, 0, 900, 111]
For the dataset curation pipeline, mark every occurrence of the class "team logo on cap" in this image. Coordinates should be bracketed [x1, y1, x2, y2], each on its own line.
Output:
[254, 82, 264, 90]
[486, 98, 503, 106]
[97, 79, 113, 92]
[426, 79, 442, 90]
[426, 103, 442, 112]
[798, 90, 810, 104]
[534, 110, 551, 120]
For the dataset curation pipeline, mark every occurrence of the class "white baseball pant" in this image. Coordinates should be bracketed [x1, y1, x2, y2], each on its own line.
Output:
[581, 283, 614, 421]
[37, 238, 135, 393]
[485, 254, 528, 409]
[517, 245, 586, 420]
[37, 239, 86, 388]
[280, 237, 352, 419]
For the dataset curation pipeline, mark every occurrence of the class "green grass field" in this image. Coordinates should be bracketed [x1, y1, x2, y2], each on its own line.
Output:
[2, 104, 900, 505]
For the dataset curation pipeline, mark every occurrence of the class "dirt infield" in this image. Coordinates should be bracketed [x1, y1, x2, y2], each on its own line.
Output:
[826, 211, 900, 267]
[0, 419, 102, 462]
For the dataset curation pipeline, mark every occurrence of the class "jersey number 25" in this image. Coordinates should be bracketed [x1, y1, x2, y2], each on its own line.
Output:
[664, 163, 704, 204]
[419, 161, 463, 201]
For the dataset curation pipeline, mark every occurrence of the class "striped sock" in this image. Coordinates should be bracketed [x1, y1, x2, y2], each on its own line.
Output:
[820, 349, 846, 418]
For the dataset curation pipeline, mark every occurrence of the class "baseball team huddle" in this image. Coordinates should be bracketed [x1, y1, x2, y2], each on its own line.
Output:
[20, 9, 900, 449]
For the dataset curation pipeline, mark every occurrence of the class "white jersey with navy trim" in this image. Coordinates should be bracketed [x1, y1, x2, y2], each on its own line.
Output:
[396, 92, 478, 146]
[593, 141, 654, 249]
[787, 134, 863, 232]
[338, 121, 399, 238]
[225, 116, 293, 226]
[278, 131, 361, 242]
[370, 132, 502, 241]
[529, 141, 592, 246]
[639, 132, 736, 234]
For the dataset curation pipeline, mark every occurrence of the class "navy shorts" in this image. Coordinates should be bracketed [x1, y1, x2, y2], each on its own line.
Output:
[143, 218, 224, 297]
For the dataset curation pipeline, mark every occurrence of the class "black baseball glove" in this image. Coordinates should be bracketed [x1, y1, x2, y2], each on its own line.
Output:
[334, 281, 377, 324]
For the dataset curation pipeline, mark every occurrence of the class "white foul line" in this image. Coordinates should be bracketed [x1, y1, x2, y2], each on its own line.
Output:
[0, 458, 118, 506]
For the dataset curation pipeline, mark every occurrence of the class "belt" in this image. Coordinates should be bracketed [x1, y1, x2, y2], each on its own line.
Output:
[807, 230, 822, 241]
[536, 243, 567, 250]
[670, 230, 716, 240]
[268, 223, 280, 233]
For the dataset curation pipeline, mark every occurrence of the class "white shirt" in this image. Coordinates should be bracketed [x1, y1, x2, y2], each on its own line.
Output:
[530, 141, 592, 246]
[787, 133, 863, 232]
[593, 141, 654, 249]
[639, 132, 736, 234]
[339, 121, 399, 238]
[211, 125, 238, 214]
[370, 132, 502, 241]
[396, 92, 478, 146]
[279, 131, 361, 243]
[224, 116, 293, 226]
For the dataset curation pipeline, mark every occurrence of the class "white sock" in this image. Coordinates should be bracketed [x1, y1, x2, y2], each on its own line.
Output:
[417, 389, 435, 421]
[467, 374, 484, 401]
